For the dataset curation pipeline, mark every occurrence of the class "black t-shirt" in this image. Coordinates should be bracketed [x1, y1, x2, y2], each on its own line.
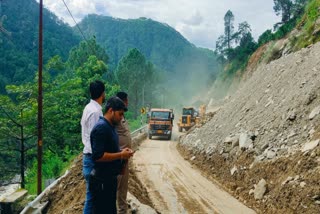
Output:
[90, 116, 121, 177]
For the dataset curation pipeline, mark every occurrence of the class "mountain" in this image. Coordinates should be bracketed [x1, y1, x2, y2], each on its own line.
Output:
[0, 1, 220, 95]
[0, 0, 80, 92]
[77, 15, 220, 77]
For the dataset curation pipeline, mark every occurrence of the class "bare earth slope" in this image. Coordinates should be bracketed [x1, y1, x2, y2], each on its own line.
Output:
[178, 42, 320, 213]
[40, 133, 154, 214]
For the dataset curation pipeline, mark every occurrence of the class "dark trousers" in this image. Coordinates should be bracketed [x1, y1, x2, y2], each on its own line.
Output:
[92, 176, 118, 214]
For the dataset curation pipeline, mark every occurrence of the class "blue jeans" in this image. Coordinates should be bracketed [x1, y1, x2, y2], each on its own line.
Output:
[83, 154, 94, 214]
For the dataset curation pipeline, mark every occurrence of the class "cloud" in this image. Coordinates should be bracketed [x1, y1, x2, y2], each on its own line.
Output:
[43, 0, 280, 50]
[183, 11, 203, 26]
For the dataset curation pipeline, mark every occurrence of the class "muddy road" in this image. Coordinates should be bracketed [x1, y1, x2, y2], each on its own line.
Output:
[132, 131, 256, 214]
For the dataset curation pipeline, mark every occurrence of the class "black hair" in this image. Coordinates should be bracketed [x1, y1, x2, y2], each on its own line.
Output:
[89, 80, 105, 100]
[116, 91, 128, 101]
[104, 96, 128, 113]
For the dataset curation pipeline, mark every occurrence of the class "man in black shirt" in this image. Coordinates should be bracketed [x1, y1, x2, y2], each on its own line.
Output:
[90, 96, 134, 214]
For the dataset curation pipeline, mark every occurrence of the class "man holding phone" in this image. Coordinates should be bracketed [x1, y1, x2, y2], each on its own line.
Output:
[90, 96, 134, 213]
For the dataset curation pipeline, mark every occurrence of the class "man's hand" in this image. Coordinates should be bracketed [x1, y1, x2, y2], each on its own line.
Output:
[121, 148, 134, 159]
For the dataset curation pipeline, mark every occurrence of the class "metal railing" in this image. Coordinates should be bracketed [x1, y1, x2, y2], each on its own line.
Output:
[131, 124, 148, 138]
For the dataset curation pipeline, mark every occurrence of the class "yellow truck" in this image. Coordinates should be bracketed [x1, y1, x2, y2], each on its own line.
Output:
[147, 108, 174, 140]
[177, 107, 200, 132]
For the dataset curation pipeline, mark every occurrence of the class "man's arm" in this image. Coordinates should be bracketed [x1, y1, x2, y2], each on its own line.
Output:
[91, 125, 133, 162]
[96, 148, 133, 162]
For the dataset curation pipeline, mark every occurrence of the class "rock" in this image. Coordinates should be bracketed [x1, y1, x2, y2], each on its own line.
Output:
[239, 133, 253, 150]
[231, 136, 240, 148]
[224, 136, 233, 144]
[312, 195, 320, 200]
[127, 192, 157, 214]
[249, 189, 255, 195]
[230, 166, 237, 176]
[287, 110, 296, 121]
[266, 150, 276, 159]
[254, 179, 267, 200]
[288, 130, 297, 138]
[301, 139, 320, 152]
[190, 156, 196, 161]
[309, 106, 320, 120]
[260, 143, 269, 151]
[282, 176, 294, 186]
[300, 182, 306, 188]
[305, 92, 317, 105]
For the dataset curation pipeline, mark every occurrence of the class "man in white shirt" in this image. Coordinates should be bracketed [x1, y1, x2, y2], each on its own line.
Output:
[81, 80, 105, 214]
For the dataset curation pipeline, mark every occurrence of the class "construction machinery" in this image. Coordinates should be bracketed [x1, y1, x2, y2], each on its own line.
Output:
[147, 108, 174, 140]
[177, 106, 205, 132]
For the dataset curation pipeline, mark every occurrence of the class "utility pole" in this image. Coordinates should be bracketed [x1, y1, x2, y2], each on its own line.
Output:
[37, 0, 43, 195]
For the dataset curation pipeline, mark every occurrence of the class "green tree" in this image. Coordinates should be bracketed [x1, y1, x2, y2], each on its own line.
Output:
[292, 0, 308, 17]
[258, 29, 275, 45]
[0, 84, 37, 187]
[215, 35, 227, 55]
[115, 48, 156, 118]
[274, 0, 293, 24]
[43, 55, 117, 154]
[67, 38, 115, 83]
[224, 10, 235, 49]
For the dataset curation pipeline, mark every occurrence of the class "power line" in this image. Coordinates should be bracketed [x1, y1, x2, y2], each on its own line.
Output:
[61, 0, 88, 42]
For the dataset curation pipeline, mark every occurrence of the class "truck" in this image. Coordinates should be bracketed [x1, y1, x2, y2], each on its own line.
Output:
[147, 108, 174, 140]
[177, 107, 200, 132]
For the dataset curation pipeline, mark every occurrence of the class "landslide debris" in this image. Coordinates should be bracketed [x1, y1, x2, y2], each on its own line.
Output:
[178, 42, 320, 213]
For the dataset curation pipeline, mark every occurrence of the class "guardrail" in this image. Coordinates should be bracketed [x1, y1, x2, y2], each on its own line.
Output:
[131, 124, 148, 137]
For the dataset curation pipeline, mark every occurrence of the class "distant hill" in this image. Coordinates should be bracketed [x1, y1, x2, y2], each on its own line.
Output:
[0, 0, 80, 92]
[78, 15, 220, 77]
[0, 1, 220, 96]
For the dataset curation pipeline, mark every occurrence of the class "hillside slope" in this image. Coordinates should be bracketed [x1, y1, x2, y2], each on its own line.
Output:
[78, 15, 220, 76]
[178, 41, 320, 213]
[0, 0, 80, 92]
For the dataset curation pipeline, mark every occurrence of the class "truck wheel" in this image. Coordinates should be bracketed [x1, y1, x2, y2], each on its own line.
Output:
[167, 134, 172, 140]
[148, 134, 152, 139]
[178, 127, 182, 132]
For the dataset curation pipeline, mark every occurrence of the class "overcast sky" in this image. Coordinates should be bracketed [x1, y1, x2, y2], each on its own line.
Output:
[43, 0, 280, 50]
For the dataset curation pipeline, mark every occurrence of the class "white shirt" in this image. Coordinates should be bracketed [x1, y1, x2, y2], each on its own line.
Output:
[81, 99, 103, 154]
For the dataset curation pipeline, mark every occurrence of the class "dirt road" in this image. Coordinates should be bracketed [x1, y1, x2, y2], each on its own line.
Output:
[132, 132, 256, 214]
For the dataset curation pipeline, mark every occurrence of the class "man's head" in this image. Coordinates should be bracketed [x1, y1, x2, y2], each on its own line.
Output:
[104, 96, 128, 125]
[89, 80, 105, 103]
[116, 91, 128, 107]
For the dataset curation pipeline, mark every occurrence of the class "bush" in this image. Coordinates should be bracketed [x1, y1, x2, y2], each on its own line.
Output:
[25, 149, 77, 194]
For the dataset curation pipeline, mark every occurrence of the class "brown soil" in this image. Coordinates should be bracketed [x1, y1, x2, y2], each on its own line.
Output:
[177, 143, 320, 214]
[41, 153, 154, 214]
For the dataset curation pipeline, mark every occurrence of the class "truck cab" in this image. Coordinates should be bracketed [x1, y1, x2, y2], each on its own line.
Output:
[147, 108, 174, 140]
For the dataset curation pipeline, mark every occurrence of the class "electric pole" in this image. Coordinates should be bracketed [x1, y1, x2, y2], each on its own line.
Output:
[37, 0, 43, 195]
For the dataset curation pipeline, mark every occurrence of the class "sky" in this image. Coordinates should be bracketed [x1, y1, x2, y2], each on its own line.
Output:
[43, 0, 280, 50]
